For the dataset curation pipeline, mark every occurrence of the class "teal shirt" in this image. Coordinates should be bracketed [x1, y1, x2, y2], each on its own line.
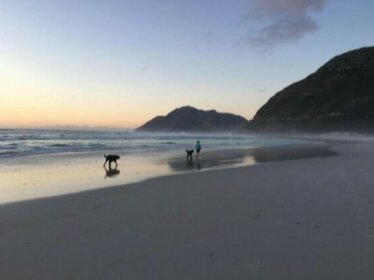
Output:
[195, 143, 201, 151]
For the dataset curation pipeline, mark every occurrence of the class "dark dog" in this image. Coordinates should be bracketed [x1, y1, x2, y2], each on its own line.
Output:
[104, 154, 120, 167]
[186, 149, 194, 162]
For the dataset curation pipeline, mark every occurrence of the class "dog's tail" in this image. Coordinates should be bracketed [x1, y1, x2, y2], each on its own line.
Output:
[104, 154, 107, 159]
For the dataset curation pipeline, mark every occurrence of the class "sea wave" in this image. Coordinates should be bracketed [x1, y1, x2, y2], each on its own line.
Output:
[0, 129, 313, 159]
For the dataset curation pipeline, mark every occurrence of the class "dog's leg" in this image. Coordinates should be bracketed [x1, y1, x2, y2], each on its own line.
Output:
[103, 159, 108, 167]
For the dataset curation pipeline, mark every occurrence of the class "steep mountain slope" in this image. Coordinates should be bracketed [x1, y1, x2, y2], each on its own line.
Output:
[246, 46, 374, 132]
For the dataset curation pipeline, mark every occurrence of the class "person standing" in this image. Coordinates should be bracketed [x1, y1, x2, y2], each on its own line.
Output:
[195, 140, 201, 160]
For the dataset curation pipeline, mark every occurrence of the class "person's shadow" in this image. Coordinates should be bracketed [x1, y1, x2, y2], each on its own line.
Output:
[104, 165, 120, 179]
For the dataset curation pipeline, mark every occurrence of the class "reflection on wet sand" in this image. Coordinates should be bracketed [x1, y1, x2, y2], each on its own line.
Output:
[185, 159, 202, 170]
[104, 166, 120, 179]
[0, 143, 338, 204]
[167, 144, 338, 172]
[167, 149, 254, 172]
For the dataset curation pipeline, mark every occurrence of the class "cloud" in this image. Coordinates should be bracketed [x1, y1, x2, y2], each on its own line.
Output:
[243, 0, 326, 50]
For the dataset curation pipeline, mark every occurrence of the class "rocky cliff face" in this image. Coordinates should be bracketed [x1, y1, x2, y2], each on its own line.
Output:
[136, 106, 248, 132]
[246, 46, 374, 133]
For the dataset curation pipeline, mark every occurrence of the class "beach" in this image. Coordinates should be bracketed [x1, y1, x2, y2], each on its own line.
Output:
[0, 130, 322, 204]
[1, 139, 374, 279]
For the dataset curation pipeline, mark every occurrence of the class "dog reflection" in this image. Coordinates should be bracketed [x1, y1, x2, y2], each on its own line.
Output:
[186, 159, 194, 168]
[186, 151, 194, 168]
[186, 158, 202, 170]
[104, 165, 120, 179]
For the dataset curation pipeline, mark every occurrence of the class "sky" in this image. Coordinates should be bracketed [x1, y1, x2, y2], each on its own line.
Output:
[0, 0, 373, 128]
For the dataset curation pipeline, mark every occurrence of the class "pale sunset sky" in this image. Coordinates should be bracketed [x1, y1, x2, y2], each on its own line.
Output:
[1, 0, 373, 128]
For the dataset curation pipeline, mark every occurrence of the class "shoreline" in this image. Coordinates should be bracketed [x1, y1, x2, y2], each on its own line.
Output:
[0, 142, 336, 208]
[0, 140, 334, 205]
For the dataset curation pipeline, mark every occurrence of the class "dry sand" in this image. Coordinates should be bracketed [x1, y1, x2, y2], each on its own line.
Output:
[1, 140, 374, 279]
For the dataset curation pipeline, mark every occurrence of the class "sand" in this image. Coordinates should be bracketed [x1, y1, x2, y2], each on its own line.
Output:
[1, 140, 374, 279]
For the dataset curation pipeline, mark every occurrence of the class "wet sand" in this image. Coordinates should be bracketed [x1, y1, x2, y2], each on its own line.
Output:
[0, 142, 331, 204]
[0, 140, 374, 279]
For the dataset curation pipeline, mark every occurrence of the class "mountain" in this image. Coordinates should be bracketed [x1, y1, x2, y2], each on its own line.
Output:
[136, 106, 248, 132]
[246, 46, 374, 133]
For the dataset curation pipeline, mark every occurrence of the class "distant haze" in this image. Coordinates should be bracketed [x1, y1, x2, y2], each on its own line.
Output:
[1, 0, 373, 128]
